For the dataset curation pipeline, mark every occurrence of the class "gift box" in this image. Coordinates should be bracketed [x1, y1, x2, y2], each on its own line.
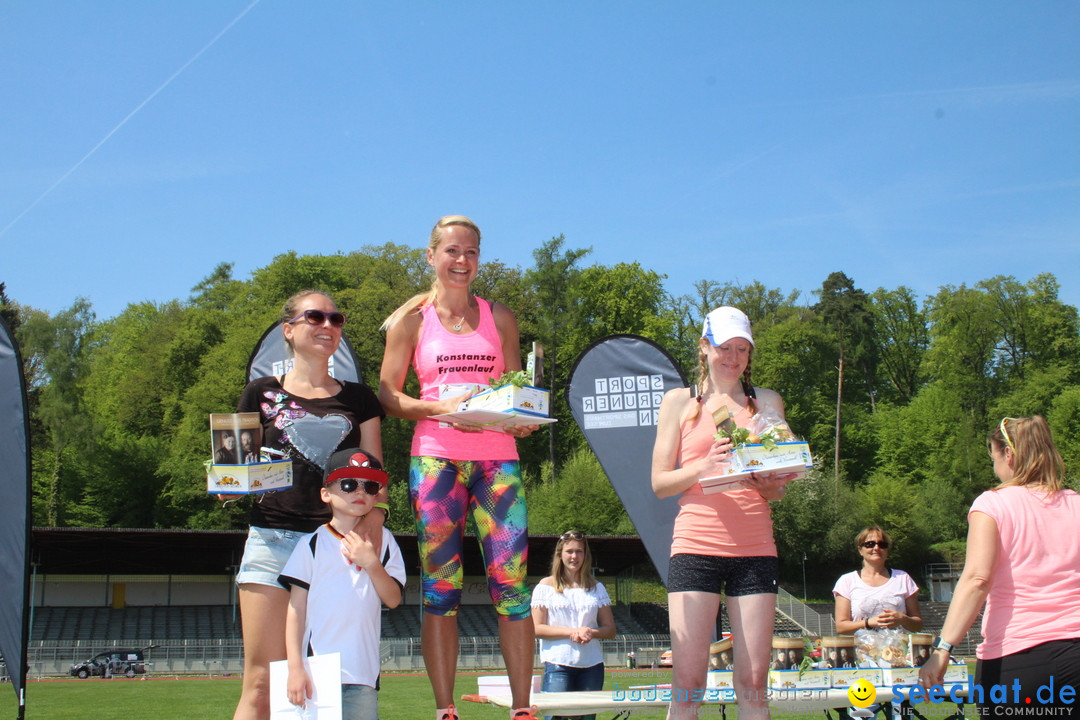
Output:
[882, 667, 922, 686]
[821, 636, 858, 670]
[733, 441, 813, 475]
[706, 670, 734, 690]
[699, 441, 813, 494]
[465, 384, 550, 417]
[768, 669, 831, 690]
[909, 633, 934, 667]
[705, 671, 736, 701]
[830, 667, 883, 689]
[210, 412, 263, 465]
[207, 459, 293, 495]
[943, 662, 969, 683]
[708, 636, 734, 671]
[477, 674, 542, 698]
[772, 637, 805, 670]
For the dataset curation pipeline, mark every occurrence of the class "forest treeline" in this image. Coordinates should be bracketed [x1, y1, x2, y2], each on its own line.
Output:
[3, 238, 1078, 585]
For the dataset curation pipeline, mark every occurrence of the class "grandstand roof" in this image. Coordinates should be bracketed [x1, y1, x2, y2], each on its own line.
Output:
[30, 528, 651, 578]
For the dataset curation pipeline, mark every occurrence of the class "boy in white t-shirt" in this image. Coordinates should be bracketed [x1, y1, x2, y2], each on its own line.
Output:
[279, 448, 406, 720]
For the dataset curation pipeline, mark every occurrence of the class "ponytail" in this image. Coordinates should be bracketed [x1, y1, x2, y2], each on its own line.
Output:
[380, 289, 435, 331]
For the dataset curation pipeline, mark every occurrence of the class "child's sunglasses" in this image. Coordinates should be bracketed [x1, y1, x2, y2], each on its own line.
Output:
[331, 478, 382, 496]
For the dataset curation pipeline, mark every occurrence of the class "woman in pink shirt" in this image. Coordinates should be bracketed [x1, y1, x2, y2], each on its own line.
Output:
[651, 307, 797, 720]
[919, 416, 1080, 712]
[379, 215, 539, 720]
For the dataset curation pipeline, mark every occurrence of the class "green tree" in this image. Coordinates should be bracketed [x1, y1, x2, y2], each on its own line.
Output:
[750, 309, 834, 447]
[17, 299, 97, 526]
[771, 471, 862, 585]
[524, 236, 591, 475]
[555, 262, 683, 459]
[870, 286, 928, 403]
[526, 447, 633, 536]
[924, 285, 998, 419]
[814, 272, 876, 485]
[1047, 387, 1080, 487]
[75, 302, 191, 527]
[0, 281, 20, 332]
[852, 476, 925, 571]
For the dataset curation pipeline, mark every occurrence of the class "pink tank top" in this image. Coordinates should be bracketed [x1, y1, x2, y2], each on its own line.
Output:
[670, 406, 776, 558]
[410, 298, 518, 461]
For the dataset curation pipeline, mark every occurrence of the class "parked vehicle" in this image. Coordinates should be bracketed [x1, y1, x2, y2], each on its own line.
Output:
[69, 649, 147, 679]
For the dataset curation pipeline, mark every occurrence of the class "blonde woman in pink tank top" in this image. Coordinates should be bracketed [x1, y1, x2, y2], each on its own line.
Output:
[379, 216, 540, 720]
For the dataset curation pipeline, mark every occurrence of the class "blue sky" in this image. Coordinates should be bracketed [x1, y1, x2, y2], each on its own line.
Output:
[3, 2, 1079, 321]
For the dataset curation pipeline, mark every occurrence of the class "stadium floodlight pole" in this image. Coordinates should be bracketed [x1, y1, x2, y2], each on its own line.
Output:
[802, 553, 808, 602]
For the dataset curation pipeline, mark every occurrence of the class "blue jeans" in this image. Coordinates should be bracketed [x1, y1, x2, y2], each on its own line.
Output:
[341, 683, 378, 720]
[542, 662, 605, 720]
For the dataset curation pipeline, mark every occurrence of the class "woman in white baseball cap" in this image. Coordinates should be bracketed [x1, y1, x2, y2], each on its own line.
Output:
[652, 306, 797, 720]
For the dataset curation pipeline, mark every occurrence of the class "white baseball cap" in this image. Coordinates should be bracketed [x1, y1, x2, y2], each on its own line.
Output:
[702, 306, 754, 347]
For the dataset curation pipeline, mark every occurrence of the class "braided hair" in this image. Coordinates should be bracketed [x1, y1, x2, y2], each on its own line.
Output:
[688, 347, 758, 421]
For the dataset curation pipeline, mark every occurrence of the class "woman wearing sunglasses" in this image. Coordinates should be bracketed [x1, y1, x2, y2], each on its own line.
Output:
[531, 531, 617, 720]
[232, 289, 385, 720]
[919, 417, 1080, 713]
[379, 216, 539, 720]
[833, 526, 923, 637]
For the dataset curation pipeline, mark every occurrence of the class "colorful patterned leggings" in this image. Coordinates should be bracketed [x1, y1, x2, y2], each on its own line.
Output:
[409, 456, 531, 619]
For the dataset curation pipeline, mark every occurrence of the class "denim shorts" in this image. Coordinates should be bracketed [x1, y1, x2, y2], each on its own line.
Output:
[342, 683, 378, 720]
[236, 526, 306, 588]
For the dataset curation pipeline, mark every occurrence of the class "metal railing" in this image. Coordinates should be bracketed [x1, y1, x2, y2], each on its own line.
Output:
[775, 586, 832, 636]
[8, 633, 673, 679]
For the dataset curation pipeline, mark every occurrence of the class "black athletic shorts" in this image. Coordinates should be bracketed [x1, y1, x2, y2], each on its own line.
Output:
[667, 553, 778, 596]
[975, 638, 1080, 713]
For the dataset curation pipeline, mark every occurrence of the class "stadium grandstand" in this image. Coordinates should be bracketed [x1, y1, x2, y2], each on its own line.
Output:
[3, 528, 971, 679]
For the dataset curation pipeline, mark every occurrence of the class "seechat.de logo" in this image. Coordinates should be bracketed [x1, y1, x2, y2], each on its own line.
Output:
[894, 677, 1076, 714]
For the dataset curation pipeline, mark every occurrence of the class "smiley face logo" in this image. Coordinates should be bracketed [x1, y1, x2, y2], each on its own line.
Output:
[847, 678, 877, 708]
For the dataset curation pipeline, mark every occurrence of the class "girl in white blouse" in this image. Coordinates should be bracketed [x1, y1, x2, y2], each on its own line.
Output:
[531, 531, 618, 720]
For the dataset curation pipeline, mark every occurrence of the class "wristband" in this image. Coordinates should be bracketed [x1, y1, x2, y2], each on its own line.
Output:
[374, 502, 390, 520]
[864, 618, 870, 630]
[931, 637, 954, 654]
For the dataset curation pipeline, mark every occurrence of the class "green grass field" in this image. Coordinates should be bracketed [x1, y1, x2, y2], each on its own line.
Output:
[3, 670, 672, 720]
[0, 668, 829, 719]
[4, 667, 973, 719]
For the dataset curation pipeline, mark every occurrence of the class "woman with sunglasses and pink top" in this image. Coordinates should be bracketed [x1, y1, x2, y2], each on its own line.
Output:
[919, 416, 1080, 714]
[833, 526, 923, 637]
[232, 289, 385, 720]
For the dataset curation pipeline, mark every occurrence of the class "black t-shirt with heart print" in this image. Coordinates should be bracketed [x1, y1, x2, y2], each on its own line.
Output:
[238, 375, 384, 532]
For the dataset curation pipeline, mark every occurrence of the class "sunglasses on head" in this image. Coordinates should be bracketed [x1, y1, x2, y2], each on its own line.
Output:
[860, 540, 889, 549]
[560, 530, 585, 541]
[330, 477, 382, 496]
[999, 417, 1017, 453]
[288, 309, 346, 328]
